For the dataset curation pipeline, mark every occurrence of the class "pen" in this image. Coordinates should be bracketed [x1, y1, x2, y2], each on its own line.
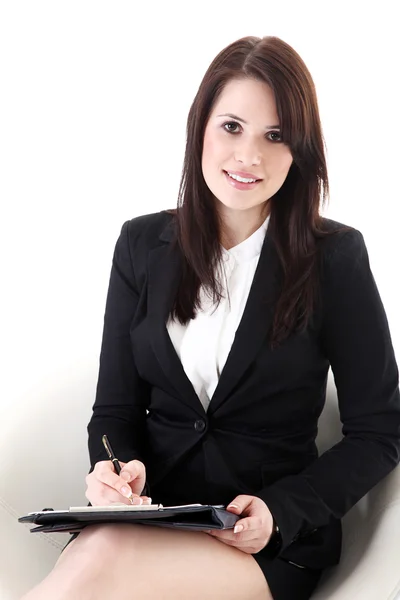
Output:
[102, 434, 135, 505]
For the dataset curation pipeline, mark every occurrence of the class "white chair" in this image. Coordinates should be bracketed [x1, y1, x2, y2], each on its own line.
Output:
[1, 366, 400, 599]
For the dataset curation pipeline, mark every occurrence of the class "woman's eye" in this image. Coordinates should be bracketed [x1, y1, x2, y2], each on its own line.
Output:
[223, 122, 282, 142]
[267, 131, 282, 142]
[223, 121, 241, 133]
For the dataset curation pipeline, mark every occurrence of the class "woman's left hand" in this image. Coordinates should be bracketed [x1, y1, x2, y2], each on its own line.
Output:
[204, 495, 275, 554]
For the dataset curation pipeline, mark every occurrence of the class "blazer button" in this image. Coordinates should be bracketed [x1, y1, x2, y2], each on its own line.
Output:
[194, 419, 206, 432]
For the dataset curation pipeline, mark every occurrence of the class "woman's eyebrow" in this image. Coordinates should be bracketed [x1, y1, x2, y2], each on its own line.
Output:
[216, 113, 280, 129]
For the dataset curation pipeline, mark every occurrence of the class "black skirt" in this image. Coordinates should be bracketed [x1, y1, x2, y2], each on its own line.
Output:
[252, 553, 323, 600]
[62, 532, 324, 600]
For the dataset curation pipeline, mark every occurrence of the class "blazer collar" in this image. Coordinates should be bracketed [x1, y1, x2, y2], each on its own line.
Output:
[147, 212, 282, 417]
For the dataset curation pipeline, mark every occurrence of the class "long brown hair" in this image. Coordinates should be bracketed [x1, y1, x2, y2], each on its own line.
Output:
[166, 35, 351, 349]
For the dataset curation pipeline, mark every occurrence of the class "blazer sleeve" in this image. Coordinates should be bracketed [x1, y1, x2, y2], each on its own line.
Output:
[254, 228, 400, 555]
[86, 220, 151, 495]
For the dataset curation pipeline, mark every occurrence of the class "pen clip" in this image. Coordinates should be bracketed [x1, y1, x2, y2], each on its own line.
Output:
[102, 435, 115, 461]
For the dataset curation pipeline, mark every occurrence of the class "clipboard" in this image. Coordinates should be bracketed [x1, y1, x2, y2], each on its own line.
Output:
[18, 503, 240, 533]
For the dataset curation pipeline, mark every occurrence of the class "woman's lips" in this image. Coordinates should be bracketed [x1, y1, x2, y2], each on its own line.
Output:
[223, 170, 262, 191]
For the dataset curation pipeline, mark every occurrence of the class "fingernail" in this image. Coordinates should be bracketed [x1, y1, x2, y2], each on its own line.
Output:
[234, 524, 244, 534]
[120, 471, 131, 481]
[131, 496, 143, 505]
[121, 486, 131, 497]
[227, 503, 240, 509]
[145, 497, 152, 504]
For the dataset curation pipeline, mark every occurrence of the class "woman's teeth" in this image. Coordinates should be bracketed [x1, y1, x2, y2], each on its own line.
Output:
[226, 171, 257, 183]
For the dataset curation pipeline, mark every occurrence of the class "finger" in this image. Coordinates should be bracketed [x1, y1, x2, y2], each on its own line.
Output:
[206, 529, 237, 540]
[119, 460, 147, 496]
[233, 516, 263, 533]
[86, 474, 143, 505]
[91, 463, 138, 500]
[226, 502, 242, 513]
[86, 479, 133, 506]
[225, 495, 253, 513]
[94, 460, 146, 500]
[208, 535, 254, 547]
[206, 531, 260, 555]
[207, 518, 260, 540]
[91, 460, 127, 488]
[85, 479, 152, 506]
[120, 459, 146, 479]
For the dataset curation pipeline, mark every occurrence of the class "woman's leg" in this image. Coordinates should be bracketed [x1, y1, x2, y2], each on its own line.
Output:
[20, 523, 273, 600]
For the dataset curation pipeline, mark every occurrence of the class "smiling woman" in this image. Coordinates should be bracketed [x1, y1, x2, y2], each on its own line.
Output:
[169, 37, 353, 344]
[201, 78, 293, 234]
[19, 34, 400, 600]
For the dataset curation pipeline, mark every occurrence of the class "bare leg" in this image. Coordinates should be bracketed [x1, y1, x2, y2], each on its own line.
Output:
[20, 523, 273, 600]
[20, 528, 109, 600]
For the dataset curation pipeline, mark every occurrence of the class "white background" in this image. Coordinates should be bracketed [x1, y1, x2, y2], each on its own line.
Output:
[1, 1, 399, 458]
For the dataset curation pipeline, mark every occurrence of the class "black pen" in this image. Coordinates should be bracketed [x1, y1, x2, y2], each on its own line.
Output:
[102, 434, 135, 505]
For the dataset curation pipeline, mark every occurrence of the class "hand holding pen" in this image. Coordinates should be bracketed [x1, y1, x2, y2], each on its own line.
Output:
[101, 435, 152, 506]
[84, 435, 152, 507]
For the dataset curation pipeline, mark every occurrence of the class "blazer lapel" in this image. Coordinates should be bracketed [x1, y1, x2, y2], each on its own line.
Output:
[147, 220, 205, 415]
[146, 214, 282, 417]
[208, 231, 282, 415]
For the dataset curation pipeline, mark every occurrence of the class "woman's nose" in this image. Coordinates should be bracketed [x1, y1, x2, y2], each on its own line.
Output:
[234, 142, 262, 166]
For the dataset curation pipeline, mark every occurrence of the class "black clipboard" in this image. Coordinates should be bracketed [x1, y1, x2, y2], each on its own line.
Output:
[18, 503, 240, 533]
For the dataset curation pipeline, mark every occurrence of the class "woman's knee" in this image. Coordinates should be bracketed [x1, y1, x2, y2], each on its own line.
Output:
[57, 523, 136, 569]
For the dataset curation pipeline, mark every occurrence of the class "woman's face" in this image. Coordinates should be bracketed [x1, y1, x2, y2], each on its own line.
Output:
[201, 78, 293, 218]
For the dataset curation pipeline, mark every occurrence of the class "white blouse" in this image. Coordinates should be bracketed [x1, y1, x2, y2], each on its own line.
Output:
[166, 214, 270, 412]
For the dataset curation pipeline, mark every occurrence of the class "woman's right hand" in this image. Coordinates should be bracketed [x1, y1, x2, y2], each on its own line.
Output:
[85, 459, 151, 506]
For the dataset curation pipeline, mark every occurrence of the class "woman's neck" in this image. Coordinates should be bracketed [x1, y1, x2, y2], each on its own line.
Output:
[219, 206, 270, 250]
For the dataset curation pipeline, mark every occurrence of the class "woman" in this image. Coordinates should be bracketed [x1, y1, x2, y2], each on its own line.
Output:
[22, 35, 400, 600]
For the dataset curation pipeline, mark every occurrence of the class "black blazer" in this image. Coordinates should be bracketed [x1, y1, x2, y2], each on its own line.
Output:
[87, 210, 400, 570]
